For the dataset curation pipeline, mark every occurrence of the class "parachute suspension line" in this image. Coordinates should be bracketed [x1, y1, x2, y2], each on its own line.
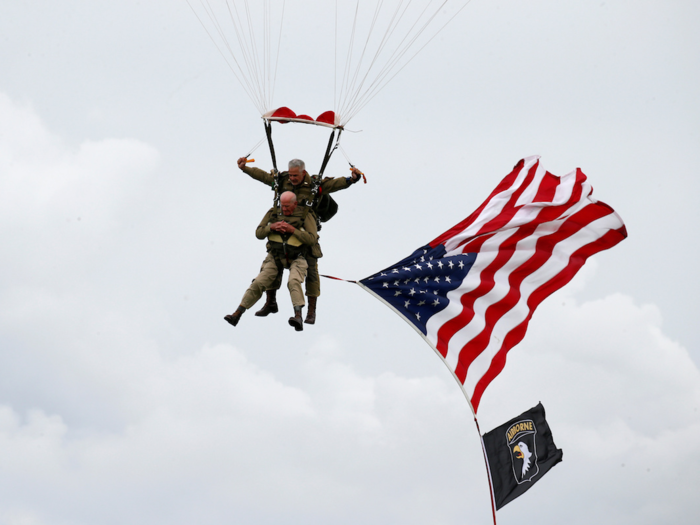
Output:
[189, 0, 286, 116]
[214, 0, 265, 113]
[342, 0, 472, 124]
[223, 0, 266, 113]
[239, 1, 265, 110]
[342, 0, 384, 112]
[246, 0, 271, 111]
[338, 144, 367, 184]
[337, 0, 361, 124]
[270, 0, 285, 108]
[336, 0, 390, 122]
[245, 136, 266, 158]
[187, 0, 263, 113]
[333, 0, 414, 122]
[336, 0, 406, 121]
[338, 143, 354, 167]
[263, 1, 269, 108]
[334, 0, 338, 113]
[342, 1, 434, 122]
[340, 0, 444, 124]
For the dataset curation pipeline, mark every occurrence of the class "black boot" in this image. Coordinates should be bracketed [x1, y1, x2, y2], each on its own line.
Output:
[255, 290, 279, 317]
[288, 306, 304, 331]
[304, 296, 317, 325]
[224, 306, 246, 327]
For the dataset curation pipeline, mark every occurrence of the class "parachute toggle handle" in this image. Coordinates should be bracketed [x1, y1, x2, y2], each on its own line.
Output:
[245, 158, 255, 163]
[350, 166, 367, 184]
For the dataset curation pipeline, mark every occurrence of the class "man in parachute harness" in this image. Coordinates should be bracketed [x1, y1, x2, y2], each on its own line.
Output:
[237, 156, 363, 324]
[224, 191, 317, 331]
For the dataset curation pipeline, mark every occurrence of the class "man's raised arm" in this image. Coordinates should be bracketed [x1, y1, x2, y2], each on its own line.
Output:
[238, 157, 275, 186]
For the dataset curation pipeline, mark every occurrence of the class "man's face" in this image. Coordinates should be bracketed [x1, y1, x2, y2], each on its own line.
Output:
[288, 166, 304, 186]
[280, 197, 297, 216]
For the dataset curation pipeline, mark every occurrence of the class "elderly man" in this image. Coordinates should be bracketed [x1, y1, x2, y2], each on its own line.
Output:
[237, 157, 362, 325]
[224, 191, 317, 331]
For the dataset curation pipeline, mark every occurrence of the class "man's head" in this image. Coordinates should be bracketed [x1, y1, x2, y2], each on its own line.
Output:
[280, 191, 298, 216]
[287, 159, 306, 186]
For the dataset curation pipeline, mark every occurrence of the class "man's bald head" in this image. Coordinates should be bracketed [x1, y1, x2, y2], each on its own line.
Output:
[280, 191, 298, 216]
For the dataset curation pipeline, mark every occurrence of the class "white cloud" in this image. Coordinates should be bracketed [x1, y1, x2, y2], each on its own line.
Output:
[0, 277, 698, 524]
[481, 283, 700, 525]
[0, 92, 159, 230]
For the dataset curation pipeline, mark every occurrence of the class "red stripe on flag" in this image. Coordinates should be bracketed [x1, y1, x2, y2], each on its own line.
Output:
[435, 195, 596, 368]
[430, 159, 530, 247]
[468, 225, 628, 411]
[452, 203, 616, 385]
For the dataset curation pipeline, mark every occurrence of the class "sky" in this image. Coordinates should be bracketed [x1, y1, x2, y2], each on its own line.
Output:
[0, 1, 698, 524]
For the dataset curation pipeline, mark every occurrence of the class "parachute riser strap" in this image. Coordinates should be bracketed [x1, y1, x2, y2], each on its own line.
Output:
[318, 128, 344, 178]
[314, 127, 343, 234]
[264, 120, 281, 209]
[264, 121, 278, 171]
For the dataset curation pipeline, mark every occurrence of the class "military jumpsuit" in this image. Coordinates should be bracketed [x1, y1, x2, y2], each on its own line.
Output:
[241, 166, 357, 297]
[239, 206, 318, 310]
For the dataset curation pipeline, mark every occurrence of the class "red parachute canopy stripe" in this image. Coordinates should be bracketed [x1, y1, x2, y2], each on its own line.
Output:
[264, 107, 340, 129]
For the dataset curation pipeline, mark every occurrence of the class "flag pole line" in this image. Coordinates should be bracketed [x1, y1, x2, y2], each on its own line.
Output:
[474, 418, 499, 525]
[355, 280, 498, 525]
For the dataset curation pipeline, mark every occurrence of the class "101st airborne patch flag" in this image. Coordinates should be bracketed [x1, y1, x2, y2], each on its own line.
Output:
[482, 403, 563, 509]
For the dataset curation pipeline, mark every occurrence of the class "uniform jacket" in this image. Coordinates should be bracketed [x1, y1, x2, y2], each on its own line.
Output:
[255, 206, 318, 263]
[242, 166, 352, 209]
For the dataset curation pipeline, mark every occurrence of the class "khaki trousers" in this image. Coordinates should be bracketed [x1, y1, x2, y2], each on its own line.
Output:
[266, 254, 320, 297]
[241, 253, 308, 309]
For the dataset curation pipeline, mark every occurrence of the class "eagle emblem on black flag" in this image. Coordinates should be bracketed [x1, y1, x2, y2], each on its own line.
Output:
[506, 419, 540, 483]
[483, 403, 563, 509]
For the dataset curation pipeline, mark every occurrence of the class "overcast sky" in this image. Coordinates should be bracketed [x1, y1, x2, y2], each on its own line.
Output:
[1, 1, 698, 524]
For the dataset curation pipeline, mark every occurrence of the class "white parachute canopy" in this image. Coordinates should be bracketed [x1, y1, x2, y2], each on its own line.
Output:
[188, 0, 471, 129]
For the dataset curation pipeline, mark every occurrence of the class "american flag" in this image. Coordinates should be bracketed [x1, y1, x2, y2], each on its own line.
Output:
[359, 156, 627, 413]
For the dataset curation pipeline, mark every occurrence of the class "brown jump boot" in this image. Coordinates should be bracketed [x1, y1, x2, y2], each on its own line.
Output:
[255, 290, 279, 317]
[304, 296, 317, 325]
[288, 306, 304, 331]
[224, 306, 246, 327]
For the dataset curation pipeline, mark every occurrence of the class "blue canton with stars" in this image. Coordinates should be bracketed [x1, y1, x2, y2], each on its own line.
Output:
[360, 244, 476, 335]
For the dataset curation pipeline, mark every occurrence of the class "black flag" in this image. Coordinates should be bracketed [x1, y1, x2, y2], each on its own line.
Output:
[482, 402, 563, 509]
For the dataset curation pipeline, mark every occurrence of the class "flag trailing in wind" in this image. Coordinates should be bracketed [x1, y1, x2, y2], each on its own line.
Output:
[482, 403, 563, 509]
[358, 156, 627, 412]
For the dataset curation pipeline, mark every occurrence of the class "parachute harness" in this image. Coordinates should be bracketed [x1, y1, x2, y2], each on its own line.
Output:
[263, 120, 346, 232]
